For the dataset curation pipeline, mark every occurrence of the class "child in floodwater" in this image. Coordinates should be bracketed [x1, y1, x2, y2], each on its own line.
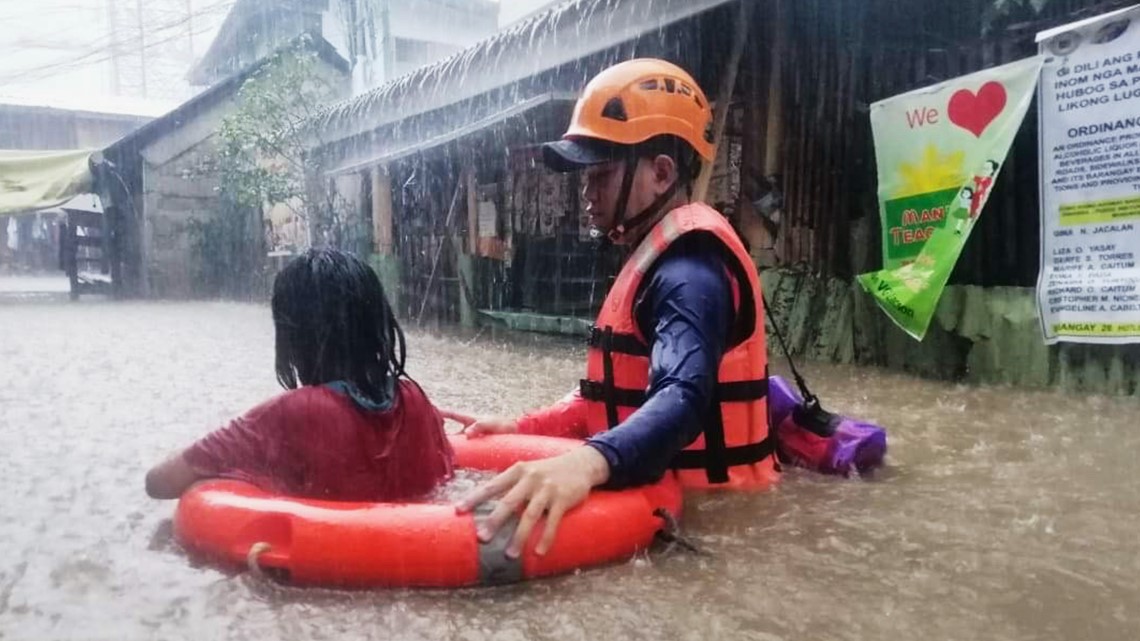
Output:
[145, 248, 453, 502]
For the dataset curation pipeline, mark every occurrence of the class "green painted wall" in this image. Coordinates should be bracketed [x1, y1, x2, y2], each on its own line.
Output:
[368, 253, 401, 315]
[762, 268, 1140, 396]
[373, 251, 1140, 395]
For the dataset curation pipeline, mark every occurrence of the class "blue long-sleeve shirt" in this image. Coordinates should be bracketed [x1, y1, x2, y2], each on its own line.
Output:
[585, 235, 736, 488]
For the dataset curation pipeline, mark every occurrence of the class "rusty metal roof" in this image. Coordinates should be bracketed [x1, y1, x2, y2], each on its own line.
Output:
[325, 91, 577, 174]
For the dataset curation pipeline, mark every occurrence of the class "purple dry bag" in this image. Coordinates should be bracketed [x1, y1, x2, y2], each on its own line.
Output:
[769, 375, 887, 476]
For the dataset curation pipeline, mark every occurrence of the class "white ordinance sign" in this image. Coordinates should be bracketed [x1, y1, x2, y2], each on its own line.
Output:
[1037, 5, 1140, 344]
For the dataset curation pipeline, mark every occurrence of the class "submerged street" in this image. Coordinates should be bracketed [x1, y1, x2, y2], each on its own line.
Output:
[1, 293, 1137, 641]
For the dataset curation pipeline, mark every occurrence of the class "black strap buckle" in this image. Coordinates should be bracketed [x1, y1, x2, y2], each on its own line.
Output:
[718, 378, 769, 402]
[671, 438, 777, 474]
[587, 326, 650, 357]
[600, 327, 620, 428]
[579, 379, 647, 407]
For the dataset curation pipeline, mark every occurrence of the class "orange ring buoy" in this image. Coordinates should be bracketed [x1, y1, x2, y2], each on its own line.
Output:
[173, 434, 683, 588]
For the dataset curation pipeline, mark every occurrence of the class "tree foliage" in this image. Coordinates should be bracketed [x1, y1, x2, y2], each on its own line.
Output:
[214, 42, 332, 214]
[191, 37, 341, 298]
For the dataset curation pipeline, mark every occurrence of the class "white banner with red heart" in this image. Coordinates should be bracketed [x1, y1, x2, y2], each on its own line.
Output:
[860, 57, 1042, 340]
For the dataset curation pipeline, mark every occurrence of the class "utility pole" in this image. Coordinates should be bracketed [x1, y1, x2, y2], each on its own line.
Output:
[105, 0, 149, 97]
[379, 0, 395, 82]
[187, 0, 195, 58]
[136, 0, 148, 97]
[106, 0, 121, 94]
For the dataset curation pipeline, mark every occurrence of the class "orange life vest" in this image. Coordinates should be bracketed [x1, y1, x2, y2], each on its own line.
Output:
[580, 202, 779, 490]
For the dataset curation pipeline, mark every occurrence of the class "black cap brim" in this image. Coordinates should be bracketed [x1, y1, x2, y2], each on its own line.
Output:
[542, 138, 625, 173]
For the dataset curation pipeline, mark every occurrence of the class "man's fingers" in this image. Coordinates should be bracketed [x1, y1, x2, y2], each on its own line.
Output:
[438, 409, 476, 425]
[507, 486, 551, 558]
[475, 475, 534, 543]
[455, 465, 520, 514]
[477, 495, 521, 543]
[535, 500, 567, 556]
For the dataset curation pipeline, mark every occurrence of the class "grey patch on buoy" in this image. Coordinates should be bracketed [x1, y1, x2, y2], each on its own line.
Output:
[474, 501, 524, 585]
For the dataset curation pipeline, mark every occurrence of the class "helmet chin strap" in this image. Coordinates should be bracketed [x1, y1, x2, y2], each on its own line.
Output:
[597, 153, 684, 244]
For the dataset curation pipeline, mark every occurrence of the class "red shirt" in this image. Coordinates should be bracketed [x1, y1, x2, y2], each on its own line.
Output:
[183, 380, 454, 502]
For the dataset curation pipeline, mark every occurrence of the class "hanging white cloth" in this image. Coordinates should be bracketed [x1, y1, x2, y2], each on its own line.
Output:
[6, 216, 17, 251]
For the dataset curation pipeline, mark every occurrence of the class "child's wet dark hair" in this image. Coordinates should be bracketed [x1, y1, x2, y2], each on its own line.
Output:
[271, 248, 406, 407]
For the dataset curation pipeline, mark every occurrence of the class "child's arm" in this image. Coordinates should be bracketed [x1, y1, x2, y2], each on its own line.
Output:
[145, 451, 203, 499]
[144, 392, 294, 499]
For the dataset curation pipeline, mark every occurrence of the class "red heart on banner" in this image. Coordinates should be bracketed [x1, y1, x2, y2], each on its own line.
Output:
[947, 81, 1007, 138]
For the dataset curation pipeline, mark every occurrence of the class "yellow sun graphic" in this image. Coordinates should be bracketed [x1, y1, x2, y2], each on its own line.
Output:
[893, 144, 966, 199]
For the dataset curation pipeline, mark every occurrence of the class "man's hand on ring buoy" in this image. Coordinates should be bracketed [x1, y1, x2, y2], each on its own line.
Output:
[455, 446, 611, 557]
[437, 410, 519, 437]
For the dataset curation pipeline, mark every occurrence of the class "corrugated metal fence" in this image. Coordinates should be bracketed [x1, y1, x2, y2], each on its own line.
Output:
[767, 0, 1133, 285]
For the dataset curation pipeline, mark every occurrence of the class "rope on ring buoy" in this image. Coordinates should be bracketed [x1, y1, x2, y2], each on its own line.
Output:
[246, 541, 272, 577]
[653, 508, 707, 556]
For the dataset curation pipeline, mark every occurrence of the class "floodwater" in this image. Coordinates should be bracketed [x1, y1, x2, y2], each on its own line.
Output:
[1, 292, 1138, 641]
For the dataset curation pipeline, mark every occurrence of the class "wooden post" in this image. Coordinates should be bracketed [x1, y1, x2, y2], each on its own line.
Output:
[458, 252, 477, 327]
[139, 166, 152, 298]
[64, 217, 79, 301]
[465, 164, 478, 255]
[460, 163, 481, 326]
[763, 0, 784, 176]
[417, 177, 464, 324]
[694, 0, 754, 203]
[369, 166, 400, 311]
[371, 167, 393, 255]
[553, 213, 565, 315]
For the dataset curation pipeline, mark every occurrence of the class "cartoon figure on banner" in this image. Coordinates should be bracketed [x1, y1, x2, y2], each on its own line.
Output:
[953, 159, 1000, 235]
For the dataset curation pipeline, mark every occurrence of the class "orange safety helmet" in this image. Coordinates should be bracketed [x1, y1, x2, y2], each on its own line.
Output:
[544, 59, 715, 172]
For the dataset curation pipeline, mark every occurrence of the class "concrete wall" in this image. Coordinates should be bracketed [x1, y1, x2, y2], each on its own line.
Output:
[388, 0, 498, 47]
[193, 12, 316, 87]
[198, 0, 498, 94]
[762, 268, 1140, 396]
[141, 144, 223, 298]
[136, 51, 350, 298]
[391, 39, 464, 79]
[498, 0, 560, 27]
[349, 0, 499, 93]
[135, 81, 238, 298]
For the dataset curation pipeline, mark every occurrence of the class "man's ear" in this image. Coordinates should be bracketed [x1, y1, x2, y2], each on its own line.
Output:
[653, 154, 678, 188]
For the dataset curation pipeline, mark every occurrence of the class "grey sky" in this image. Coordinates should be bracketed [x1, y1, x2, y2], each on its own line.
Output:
[0, 0, 550, 106]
